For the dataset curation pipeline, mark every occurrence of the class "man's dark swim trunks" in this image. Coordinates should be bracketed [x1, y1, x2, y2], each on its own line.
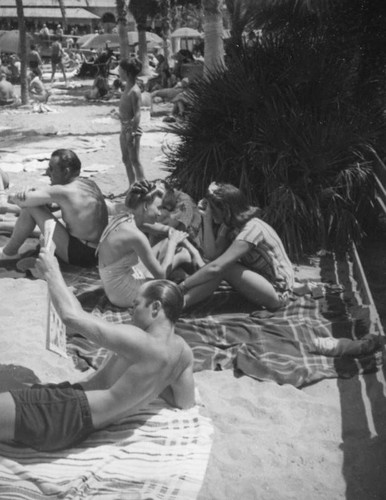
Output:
[67, 234, 98, 267]
[9, 381, 94, 451]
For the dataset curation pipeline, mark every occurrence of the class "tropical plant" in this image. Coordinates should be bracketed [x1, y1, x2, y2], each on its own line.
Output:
[164, 0, 386, 259]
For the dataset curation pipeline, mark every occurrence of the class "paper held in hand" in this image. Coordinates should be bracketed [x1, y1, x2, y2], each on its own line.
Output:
[45, 220, 68, 358]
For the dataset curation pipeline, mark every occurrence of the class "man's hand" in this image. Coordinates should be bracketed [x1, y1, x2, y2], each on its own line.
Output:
[35, 248, 61, 279]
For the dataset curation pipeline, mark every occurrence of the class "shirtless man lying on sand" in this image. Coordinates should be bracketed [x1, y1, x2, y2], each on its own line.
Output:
[0, 249, 195, 451]
[0, 149, 108, 267]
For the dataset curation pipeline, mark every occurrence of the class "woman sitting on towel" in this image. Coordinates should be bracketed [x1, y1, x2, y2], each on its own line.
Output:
[179, 182, 295, 310]
[97, 180, 202, 308]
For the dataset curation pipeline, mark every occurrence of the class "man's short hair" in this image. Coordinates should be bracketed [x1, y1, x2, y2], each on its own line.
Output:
[51, 149, 81, 176]
[143, 280, 184, 323]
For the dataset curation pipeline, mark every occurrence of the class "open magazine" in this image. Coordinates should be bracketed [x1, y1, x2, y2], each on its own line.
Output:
[44, 219, 67, 358]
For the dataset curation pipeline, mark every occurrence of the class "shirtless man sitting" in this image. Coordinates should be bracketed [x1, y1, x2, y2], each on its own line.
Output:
[0, 249, 195, 451]
[0, 149, 108, 267]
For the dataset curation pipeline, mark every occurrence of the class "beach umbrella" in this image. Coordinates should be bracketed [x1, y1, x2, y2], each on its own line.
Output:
[171, 27, 203, 39]
[80, 33, 120, 50]
[0, 30, 32, 54]
[127, 31, 163, 46]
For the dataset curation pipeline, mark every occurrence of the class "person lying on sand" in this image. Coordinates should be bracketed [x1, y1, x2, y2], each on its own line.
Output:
[97, 180, 202, 308]
[0, 248, 195, 452]
[0, 149, 108, 267]
[179, 182, 295, 311]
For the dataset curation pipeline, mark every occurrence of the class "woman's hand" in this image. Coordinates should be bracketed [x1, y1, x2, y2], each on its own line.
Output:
[168, 228, 188, 245]
[199, 199, 213, 225]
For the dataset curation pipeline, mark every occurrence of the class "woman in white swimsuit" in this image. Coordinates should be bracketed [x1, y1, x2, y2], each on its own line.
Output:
[97, 180, 197, 308]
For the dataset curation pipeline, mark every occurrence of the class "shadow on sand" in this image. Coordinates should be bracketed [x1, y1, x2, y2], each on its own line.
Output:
[320, 255, 386, 500]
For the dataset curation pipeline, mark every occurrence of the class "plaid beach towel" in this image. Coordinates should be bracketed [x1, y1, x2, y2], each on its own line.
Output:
[67, 253, 384, 388]
[0, 398, 213, 500]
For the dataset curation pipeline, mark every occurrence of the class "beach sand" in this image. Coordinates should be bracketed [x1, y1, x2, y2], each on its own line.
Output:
[1, 81, 386, 500]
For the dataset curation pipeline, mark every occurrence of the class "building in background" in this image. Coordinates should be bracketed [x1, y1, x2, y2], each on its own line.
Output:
[0, 0, 136, 34]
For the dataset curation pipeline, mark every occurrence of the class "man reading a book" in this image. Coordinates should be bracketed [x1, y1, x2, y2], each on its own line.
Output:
[0, 249, 195, 451]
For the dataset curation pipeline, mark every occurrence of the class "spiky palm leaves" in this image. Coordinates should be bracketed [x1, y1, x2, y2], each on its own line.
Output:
[165, 22, 386, 259]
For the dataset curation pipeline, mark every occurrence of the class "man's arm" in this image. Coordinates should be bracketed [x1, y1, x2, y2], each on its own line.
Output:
[36, 249, 148, 361]
[7, 185, 66, 208]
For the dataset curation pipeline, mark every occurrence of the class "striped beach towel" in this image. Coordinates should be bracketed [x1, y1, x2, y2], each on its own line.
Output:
[68, 253, 384, 388]
[0, 398, 213, 500]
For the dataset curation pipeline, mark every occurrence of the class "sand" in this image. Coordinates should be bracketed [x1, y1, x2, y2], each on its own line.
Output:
[1, 79, 386, 500]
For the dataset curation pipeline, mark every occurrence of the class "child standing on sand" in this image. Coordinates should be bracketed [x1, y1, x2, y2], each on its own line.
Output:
[119, 59, 145, 186]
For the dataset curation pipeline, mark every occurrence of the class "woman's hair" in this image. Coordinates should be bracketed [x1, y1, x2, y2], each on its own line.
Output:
[119, 58, 142, 79]
[206, 182, 260, 228]
[125, 180, 163, 209]
[51, 149, 81, 176]
[143, 279, 184, 323]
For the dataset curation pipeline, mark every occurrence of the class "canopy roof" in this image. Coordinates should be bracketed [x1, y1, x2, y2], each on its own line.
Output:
[0, 0, 110, 6]
[0, 7, 100, 19]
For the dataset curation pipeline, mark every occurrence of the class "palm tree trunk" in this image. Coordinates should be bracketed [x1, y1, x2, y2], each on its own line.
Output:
[137, 27, 150, 75]
[15, 0, 29, 105]
[58, 0, 67, 32]
[159, 0, 172, 64]
[116, 0, 129, 60]
[202, 0, 225, 75]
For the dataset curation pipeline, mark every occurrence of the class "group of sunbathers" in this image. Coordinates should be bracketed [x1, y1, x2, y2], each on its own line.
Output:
[0, 146, 295, 453]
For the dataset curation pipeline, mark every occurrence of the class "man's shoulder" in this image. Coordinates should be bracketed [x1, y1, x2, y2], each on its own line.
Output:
[72, 177, 104, 195]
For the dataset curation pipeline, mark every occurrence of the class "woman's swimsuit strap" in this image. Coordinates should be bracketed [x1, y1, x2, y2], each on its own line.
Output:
[96, 213, 134, 254]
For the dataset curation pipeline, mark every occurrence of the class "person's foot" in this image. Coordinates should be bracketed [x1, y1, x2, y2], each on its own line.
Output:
[0, 246, 20, 261]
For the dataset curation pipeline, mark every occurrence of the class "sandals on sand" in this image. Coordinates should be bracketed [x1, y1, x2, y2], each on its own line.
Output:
[0, 246, 20, 261]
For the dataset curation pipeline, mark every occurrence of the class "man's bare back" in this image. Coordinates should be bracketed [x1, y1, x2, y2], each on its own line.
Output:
[1, 149, 108, 266]
[84, 328, 193, 428]
[52, 177, 107, 243]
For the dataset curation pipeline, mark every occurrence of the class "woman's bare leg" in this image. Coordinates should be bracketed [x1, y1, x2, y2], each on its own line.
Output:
[152, 239, 192, 273]
[184, 275, 223, 308]
[226, 262, 282, 310]
[184, 262, 282, 310]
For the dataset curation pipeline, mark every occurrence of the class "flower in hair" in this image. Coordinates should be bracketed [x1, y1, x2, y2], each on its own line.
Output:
[207, 182, 220, 195]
